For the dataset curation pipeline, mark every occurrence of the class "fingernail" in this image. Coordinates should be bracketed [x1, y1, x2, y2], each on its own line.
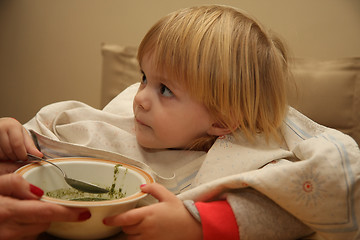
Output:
[78, 211, 91, 221]
[140, 184, 146, 188]
[30, 184, 44, 197]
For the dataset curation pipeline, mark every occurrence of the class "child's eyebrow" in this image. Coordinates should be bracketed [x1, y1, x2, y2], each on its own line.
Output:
[158, 75, 170, 84]
[141, 68, 169, 84]
[155, 73, 178, 89]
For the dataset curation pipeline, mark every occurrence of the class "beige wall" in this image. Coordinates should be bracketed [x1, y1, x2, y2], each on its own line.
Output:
[1, 0, 360, 123]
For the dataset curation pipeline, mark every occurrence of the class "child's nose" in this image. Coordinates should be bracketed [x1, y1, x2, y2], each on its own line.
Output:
[134, 88, 151, 110]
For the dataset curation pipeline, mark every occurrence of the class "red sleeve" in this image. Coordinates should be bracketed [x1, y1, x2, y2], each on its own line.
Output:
[195, 200, 239, 240]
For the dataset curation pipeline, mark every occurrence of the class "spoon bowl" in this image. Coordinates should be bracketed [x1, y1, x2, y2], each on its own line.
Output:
[27, 154, 109, 194]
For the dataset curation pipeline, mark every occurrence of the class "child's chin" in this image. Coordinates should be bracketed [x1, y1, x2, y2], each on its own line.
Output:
[136, 137, 159, 149]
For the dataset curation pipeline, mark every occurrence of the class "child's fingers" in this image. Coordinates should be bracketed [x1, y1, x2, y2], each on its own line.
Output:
[0, 118, 27, 161]
[23, 128, 43, 157]
[103, 207, 146, 227]
[0, 118, 38, 161]
[140, 183, 177, 202]
[0, 130, 18, 160]
[8, 127, 28, 160]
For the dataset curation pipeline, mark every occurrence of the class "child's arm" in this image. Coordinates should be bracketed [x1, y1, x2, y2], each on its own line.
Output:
[186, 189, 313, 240]
[0, 118, 42, 161]
[225, 189, 314, 240]
[103, 184, 238, 240]
[104, 183, 313, 240]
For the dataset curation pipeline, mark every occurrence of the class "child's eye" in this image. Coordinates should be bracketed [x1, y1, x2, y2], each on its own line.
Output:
[160, 84, 173, 97]
[141, 72, 147, 84]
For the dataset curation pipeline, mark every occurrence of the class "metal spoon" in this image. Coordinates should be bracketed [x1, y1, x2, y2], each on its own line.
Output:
[27, 153, 109, 194]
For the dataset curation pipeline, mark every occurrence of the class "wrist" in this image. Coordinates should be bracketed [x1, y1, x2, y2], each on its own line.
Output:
[183, 199, 201, 222]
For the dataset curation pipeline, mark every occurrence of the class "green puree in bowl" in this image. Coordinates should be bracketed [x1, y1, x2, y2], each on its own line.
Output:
[46, 164, 127, 201]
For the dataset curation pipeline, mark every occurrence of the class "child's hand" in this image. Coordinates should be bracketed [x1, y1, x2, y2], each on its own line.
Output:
[0, 117, 42, 161]
[103, 183, 203, 240]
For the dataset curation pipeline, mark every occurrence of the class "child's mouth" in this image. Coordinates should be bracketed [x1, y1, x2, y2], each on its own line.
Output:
[135, 117, 149, 128]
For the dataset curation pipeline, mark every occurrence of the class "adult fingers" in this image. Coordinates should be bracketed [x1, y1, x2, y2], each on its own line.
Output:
[9, 199, 90, 223]
[0, 162, 26, 175]
[21, 234, 41, 240]
[125, 235, 143, 240]
[0, 173, 41, 199]
[20, 223, 50, 237]
[0, 222, 50, 240]
[0, 174, 91, 223]
[140, 183, 177, 203]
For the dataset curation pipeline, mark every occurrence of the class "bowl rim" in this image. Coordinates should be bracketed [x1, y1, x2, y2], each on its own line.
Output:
[15, 157, 154, 207]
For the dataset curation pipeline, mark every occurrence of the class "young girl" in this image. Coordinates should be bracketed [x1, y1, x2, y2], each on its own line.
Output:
[0, 5, 359, 240]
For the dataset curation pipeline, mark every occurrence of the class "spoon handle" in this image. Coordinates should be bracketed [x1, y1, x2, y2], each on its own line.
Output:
[27, 153, 67, 178]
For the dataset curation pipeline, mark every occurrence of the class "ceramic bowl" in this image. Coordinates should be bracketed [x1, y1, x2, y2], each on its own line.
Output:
[15, 157, 154, 240]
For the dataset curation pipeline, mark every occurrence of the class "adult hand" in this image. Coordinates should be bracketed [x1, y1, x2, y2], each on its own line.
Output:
[0, 161, 27, 175]
[103, 183, 202, 240]
[0, 174, 91, 240]
[0, 117, 42, 161]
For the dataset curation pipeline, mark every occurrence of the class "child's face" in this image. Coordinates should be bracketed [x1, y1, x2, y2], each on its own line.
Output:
[133, 54, 215, 150]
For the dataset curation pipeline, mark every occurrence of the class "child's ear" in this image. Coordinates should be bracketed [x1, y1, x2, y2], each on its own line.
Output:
[207, 123, 232, 136]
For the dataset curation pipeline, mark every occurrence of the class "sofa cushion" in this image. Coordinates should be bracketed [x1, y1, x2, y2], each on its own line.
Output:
[101, 43, 360, 145]
[288, 58, 360, 145]
[101, 44, 140, 108]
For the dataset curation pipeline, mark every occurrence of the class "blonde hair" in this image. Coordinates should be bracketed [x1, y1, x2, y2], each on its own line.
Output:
[137, 5, 289, 150]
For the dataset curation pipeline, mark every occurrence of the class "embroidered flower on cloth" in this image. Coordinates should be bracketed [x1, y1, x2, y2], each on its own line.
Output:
[291, 166, 327, 207]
